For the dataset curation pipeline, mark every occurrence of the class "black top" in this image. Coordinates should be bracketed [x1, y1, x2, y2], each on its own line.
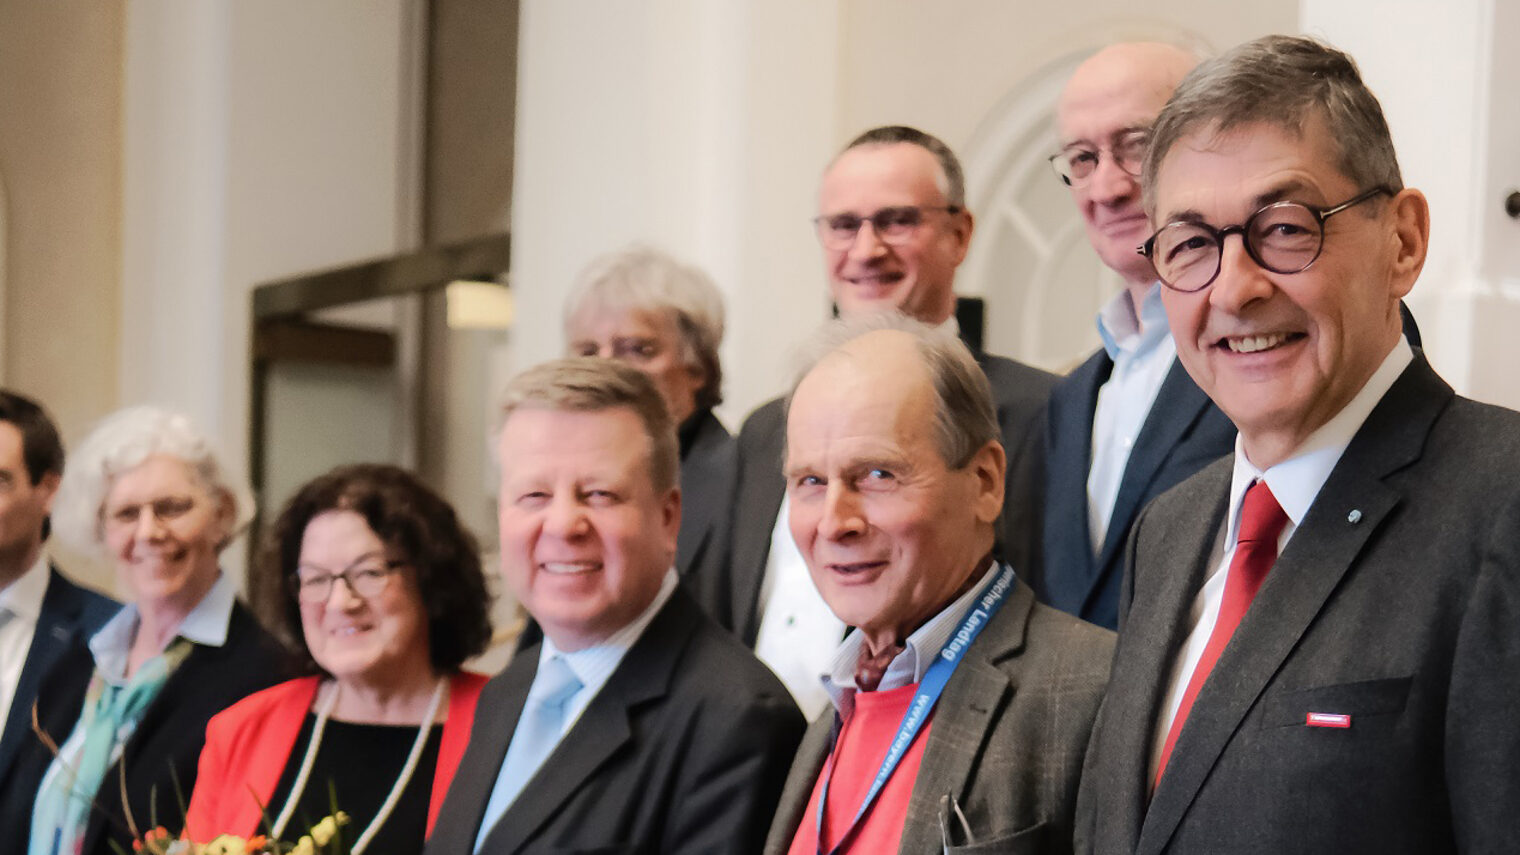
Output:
[268, 714, 443, 855]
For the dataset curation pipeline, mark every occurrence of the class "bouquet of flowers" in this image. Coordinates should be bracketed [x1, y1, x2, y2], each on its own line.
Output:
[126, 812, 350, 855]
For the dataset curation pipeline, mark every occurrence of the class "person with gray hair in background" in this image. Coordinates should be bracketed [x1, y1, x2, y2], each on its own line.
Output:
[563, 244, 736, 590]
[764, 314, 1111, 855]
[1078, 34, 1520, 854]
[0, 405, 289, 855]
[426, 358, 802, 855]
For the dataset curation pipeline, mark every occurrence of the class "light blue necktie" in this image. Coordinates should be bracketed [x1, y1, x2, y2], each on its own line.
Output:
[474, 655, 583, 852]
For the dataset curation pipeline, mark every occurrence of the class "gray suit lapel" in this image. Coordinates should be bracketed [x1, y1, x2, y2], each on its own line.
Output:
[898, 583, 1033, 854]
[762, 714, 835, 855]
[1138, 358, 1446, 855]
[478, 592, 695, 854]
[1096, 462, 1230, 853]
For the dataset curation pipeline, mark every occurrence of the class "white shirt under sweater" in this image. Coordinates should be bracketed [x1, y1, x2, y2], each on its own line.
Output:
[1148, 337, 1413, 781]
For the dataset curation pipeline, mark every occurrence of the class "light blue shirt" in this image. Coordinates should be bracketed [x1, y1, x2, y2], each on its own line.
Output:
[1088, 284, 1178, 553]
[473, 568, 679, 851]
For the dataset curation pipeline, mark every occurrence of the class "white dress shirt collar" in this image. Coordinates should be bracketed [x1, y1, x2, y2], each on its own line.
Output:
[1226, 336, 1414, 539]
[821, 560, 1005, 717]
[0, 552, 51, 624]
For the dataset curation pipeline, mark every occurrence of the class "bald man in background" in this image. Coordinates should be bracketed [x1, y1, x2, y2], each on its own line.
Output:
[1035, 43, 1236, 630]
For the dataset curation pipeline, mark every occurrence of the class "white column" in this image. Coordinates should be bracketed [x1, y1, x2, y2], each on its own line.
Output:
[1301, 0, 1520, 408]
[511, 0, 842, 421]
[120, 0, 424, 578]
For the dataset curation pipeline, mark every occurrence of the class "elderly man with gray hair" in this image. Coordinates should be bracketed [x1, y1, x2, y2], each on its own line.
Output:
[1078, 35, 1520, 854]
[426, 357, 803, 855]
[563, 245, 736, 587]
[764, 315, 1112, 855]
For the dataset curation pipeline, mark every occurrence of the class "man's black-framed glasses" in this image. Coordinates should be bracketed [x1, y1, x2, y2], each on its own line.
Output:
[291, 559, 405, 604]
[1138, 186, 1394, 293]
[813, 205, 961, 251]
[1048, 129, 1150, 186]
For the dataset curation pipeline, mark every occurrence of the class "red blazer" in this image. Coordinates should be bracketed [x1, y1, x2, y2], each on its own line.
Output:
[183, 671, 486, 842]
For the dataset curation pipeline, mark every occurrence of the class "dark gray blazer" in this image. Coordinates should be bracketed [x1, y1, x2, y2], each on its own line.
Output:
[763, 579, 1113, 855]
[1037, 354, 1234, 629]
[674, 409, 737, 604]
[0, 565, 117, 786]
[712, 351, 1056, 645]
[427, 586, 805, 855]
[1078, 356, 1520, 854]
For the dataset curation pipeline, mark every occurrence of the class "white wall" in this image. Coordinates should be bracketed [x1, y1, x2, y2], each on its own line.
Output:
[120, 0, 424, 585]
[1302, 0, 1520, 408]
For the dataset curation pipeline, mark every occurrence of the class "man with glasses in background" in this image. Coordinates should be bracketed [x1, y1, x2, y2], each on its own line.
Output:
[710, 126, 1056, 719]
[1037, 42, 1236, 631]
[1078, 35, 1520, 854]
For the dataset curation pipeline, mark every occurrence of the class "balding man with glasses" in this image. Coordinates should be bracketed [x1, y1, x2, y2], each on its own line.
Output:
[709, 126, 1056, 720]
[1077, 35, 1520, 854]
[1036, 43, 1237, 632]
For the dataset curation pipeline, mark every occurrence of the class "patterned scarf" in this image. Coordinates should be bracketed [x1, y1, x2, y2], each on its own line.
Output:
[29, 638, 193, 855]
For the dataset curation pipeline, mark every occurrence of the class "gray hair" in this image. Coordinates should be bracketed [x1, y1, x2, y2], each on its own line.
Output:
[841, 125, 966, 210]
[496, 357, 679, 493]
[52, 405, 254, 556]
[564, 245, 726, 412]
[1142, 34, 1402, 216]
[787, 314, 998, 469]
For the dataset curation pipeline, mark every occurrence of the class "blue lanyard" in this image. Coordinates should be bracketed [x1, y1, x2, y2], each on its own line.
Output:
[813, 563, 1016, 855]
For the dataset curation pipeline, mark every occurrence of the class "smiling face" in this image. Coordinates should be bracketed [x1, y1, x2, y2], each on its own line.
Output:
[103, 454, 231, 615]
[566, 306, 705, 426]
[817, 143, 972, 324]
[296, 509, 433, 686]
[784, 330, 1003, 652]
[1057, 43, 1196, 290]
[496, 406, 680, 652]
[1153, 117, 1426, 468]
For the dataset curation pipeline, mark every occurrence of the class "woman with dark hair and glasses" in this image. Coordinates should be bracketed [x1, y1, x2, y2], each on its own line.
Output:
[184, 464, 492, 854]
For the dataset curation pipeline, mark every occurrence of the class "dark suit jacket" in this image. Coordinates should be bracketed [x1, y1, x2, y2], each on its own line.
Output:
[674, 409, 737, 605]
[0, 602, 289, 855]
[0, 565, 117, 786]
[1036, 354, 1234, 629]
[713, 350, 1056, 645]
[427, 586, 805, 855]
[763, 579, 1113, 855]
[1078, 356, 1520, 854]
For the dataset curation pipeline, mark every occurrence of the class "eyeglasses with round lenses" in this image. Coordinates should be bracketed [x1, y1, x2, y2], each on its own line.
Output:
[813, 205, 961, 251]
[1138, 186, 1393, 293]
[291, 560, 404, 604]
[1048, 129, 1151, 186]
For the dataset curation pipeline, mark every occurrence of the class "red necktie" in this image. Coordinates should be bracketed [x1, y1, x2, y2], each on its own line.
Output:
[1153, 479, 1288, 787]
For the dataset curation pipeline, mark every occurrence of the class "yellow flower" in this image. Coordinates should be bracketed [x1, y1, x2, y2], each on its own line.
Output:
[308, 811, 351, 849]
[290, 836, 315, 855]
[202, 836, 248, 855]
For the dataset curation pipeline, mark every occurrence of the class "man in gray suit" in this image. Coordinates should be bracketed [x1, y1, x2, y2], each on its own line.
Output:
[1079, 35, 1520, 854]
[717, 126, 1057, 720]
[0, 390, 116, 785]
[765, 316, 1112, 855]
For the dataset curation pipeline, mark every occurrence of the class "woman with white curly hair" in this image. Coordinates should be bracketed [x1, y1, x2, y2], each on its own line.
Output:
[0, 405, 290, 855]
